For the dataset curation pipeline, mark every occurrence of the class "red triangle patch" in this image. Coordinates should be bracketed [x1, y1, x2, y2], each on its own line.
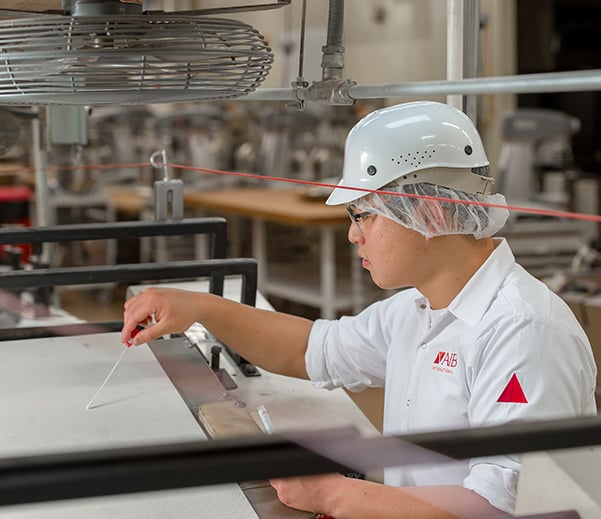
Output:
[496, 373, 528, 404]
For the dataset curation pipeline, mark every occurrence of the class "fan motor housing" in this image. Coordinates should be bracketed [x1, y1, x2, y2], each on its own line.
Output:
[69, 0, 144, 17]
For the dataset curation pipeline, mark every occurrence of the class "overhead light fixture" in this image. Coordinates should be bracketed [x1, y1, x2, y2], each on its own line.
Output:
[0, 1, 283, 105]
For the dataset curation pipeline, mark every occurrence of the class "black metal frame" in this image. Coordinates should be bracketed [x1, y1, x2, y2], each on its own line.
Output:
[0, 258, 256, 302]
[0, 218, 257, 373]
[0, 217, 228, 259]
[0, 416, 599, 509]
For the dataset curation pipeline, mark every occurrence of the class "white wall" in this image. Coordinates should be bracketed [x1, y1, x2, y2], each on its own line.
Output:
[161, 0, 517, 173]
[194, 0, 448, 95]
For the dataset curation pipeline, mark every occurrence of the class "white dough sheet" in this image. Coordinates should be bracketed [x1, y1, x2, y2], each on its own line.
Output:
[0, 332, 258, 518]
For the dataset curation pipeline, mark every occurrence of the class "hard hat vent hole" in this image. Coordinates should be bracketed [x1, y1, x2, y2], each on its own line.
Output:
[394, 150, 433, 166]
[367, 165, 377, 176]
[464, 145, 473, 155]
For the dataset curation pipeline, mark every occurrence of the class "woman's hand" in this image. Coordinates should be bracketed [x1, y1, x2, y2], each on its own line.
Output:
[270, 473, 344, 515]
[121, 287, 202, 346]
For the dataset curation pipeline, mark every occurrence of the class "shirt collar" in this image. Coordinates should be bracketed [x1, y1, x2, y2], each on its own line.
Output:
[447, 238, 515, 326]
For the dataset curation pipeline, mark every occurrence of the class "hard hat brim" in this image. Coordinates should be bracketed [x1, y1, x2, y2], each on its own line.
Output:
[325, 181, 371, 206]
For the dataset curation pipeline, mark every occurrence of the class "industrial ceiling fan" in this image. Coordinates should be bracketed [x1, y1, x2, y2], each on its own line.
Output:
[0, 0, 287, 105]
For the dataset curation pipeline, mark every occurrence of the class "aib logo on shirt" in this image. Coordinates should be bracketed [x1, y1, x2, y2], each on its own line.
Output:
[432, 350, 458, 374]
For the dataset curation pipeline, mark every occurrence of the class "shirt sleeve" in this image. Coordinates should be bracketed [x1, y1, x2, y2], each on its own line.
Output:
[464, 457, 521, 514]
[468, 315, 596, 426]
[305, 303, 390, 392]
[463, 315, 597, 513]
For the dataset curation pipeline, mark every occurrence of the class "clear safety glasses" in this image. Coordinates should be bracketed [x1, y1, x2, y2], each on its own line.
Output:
[346, 205, 373, 235]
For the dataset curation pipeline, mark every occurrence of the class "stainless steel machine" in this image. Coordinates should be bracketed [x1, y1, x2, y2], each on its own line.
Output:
[497, 108, 594, 276]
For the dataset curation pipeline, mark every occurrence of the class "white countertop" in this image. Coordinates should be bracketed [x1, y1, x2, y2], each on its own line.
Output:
[0, 277, 378, 518]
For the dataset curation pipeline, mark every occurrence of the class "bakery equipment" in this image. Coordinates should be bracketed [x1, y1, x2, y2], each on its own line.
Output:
[497, 109, 593, 275]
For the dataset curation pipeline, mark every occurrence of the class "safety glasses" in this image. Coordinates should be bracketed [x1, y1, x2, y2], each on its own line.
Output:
[346, 205, 373, 235]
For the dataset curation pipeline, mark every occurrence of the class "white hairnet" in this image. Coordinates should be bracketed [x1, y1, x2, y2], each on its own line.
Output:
[352, 182, 510, 239]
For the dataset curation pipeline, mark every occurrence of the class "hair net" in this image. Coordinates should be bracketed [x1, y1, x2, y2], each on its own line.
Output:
[352, 182, 509, 239]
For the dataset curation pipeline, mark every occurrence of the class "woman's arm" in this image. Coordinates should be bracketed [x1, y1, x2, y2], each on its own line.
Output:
[270, 474, 509, 519]
[122, 287, 313, 379]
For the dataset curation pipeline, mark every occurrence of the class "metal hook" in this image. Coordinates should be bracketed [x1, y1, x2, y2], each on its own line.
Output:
[150, 149, 169, 181]
[150, 148, 183, 221]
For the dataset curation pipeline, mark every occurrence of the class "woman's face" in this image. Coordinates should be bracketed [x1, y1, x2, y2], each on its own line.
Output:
[347, 210, 431, 290]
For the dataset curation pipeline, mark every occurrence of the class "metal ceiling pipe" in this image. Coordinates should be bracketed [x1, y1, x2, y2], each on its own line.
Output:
[321, 0, 345, 81]
[245, 69, 601, 103]
[347, 69, 601, 98]
[291, 0, 355, 107]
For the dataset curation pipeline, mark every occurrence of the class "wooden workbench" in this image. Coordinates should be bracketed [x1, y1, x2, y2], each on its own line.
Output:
[184, 188, 346, 226]
[104, 186, 368, 318]
[184, 187, 364, 319]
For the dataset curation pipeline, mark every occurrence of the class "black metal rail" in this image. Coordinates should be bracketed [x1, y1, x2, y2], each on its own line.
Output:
[0, 258, 255, 302]
[0, 218, 258, 373]
[0, 217, 228, 259]
[0, 416, 598, 510]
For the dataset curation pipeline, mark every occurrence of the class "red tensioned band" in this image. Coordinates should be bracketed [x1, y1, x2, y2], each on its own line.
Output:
[34, 160, 601, 224]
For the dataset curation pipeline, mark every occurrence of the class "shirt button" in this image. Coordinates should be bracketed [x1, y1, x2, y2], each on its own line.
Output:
[421, 343, 426, 349]
[406, 399, 411, 407]
[420, 303, 427, 310]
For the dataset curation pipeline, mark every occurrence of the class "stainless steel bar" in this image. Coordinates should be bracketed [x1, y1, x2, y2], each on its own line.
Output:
[447, 0, 464, 109]
[348, 70, 601, 97]
[243, 69, 601, 103]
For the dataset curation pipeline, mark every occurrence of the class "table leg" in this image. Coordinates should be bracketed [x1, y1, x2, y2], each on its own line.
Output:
[252, 218, 267, 292]
[320, 227, 336, 319]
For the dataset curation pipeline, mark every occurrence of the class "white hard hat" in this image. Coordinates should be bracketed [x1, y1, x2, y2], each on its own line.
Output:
[326, 101, 493, 206]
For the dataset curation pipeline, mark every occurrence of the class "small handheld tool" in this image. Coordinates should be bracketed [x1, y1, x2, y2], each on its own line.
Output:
[85, 328, 141, 410]
[256, 404, 274, 435]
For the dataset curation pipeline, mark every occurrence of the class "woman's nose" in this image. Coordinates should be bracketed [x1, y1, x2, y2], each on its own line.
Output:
[348, 222, 363, 244]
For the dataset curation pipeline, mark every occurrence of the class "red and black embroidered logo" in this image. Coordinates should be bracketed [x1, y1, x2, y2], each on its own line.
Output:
[432, 351, 458, 374]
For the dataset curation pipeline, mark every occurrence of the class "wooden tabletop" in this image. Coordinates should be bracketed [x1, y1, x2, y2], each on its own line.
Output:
[184, 188, 347, 226]
[102, 186, 151, 217]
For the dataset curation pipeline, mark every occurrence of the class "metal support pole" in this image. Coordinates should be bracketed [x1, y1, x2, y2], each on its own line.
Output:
[463, 0, 480, 121]
[32, 108, 49, 229]
[447, 0, 464, 109]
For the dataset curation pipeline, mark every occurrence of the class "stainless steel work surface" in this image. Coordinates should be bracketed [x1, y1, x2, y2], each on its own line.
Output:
[0, 332, 258, 518]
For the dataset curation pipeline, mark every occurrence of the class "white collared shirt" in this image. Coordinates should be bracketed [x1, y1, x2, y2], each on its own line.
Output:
[305, 239, 597, 513]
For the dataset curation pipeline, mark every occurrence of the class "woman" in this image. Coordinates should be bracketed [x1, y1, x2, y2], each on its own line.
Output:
[122, 101, 597, 519]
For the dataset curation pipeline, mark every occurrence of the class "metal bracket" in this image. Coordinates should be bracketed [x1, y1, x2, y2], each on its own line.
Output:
[304, 77, 357, 105]
[150, 149, 184, 221]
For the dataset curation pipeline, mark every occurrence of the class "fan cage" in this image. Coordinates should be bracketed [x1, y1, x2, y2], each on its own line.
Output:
[0, 15, 274, 105]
